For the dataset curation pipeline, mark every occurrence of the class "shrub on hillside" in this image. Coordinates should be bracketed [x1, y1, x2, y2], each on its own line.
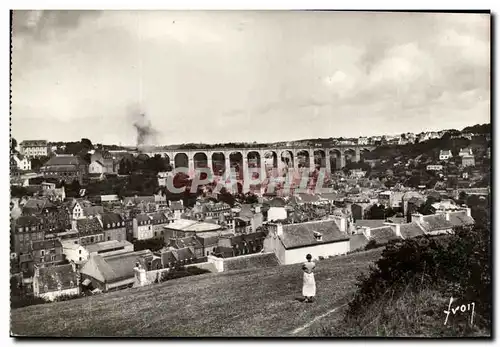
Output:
[333, 216, 491, 336]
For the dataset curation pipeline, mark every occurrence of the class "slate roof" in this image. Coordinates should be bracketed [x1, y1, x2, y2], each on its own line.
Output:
[31, 239, 62, 251]
[41, 155, 84, 167]
[37, 264, 77, 294]
[448, 211, 474, 227]
[76, 218, 104, 236]
[150, 212, 169, 225]
[100, 212, 124, 229]
[135, 214, 152, 224]
[171, 236, 203, 249]
[21, 140, 48, 147]
[170, 201, 184, 211]
[355, 219, 386, 229]
[370, 226, 400, 244]
[296, 193, 321, 203]
[399, 223, 425, 239]
[85, 240, 132, 254]
[82, 206, 104, 216]
[14, 215, 42, 229]
[195, 233, 219, 247]
[279, 219, 349, 249]
[92, 249, 153, 283]
[23, 198, 55, 212]
[166, 219, 221, 232]
[418, 214, 453, 233]
[267, 197, 286, 208]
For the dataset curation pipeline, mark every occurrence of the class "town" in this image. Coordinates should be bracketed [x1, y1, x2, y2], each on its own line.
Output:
[10, 122, 490, 304]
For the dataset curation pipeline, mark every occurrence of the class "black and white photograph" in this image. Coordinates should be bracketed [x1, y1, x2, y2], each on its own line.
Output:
[9, 8, 492, 338]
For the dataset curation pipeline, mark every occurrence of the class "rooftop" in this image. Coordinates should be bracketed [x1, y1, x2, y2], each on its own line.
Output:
[278, 219, 349, 249]
[85, 240, 133, 254]
[36, 264, 77, 294]
[165, 219, 221, 232]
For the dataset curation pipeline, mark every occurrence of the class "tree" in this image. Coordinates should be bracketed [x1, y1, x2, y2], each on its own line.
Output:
[11, 138, 17, 154]
[81, 138, 93, 151]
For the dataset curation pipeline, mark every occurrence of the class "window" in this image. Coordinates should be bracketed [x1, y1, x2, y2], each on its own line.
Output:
[207, 251, 209, 256]
[107, 224, 110, 228]
[90, 237, 94, 243]
[79, 257, 82, 261]
[74, 240, 78, 244]
[18, 227, 23, 233]
[112, 223, 115, 227]
[41, 250, 45, 256]
[51, 255, 55, 261]
[79, 250, 81, 254]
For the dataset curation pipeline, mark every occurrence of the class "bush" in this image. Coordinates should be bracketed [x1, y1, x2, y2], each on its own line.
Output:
[332, 218, 492, 336]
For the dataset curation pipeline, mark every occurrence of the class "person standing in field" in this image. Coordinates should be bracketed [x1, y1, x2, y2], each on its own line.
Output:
[302, 254, 316, 303]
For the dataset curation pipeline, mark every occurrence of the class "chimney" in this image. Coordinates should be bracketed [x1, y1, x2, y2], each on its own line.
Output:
[71, 219, 77, 231]
[466, 207, 472, 218]
[444, 212, 450, 221]
[255, 205, 261, 214]
[363, 227, 371, 239]
[276, 224, 283, 238]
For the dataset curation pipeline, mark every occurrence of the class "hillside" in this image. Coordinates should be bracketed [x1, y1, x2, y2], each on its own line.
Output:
[11, 249, 383, 337]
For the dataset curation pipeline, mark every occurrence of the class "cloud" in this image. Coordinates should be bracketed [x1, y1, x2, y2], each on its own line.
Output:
[10, 11, 490, 144]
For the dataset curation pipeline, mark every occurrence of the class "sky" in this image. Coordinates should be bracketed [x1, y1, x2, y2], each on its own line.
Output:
[11, 10, 490, 146]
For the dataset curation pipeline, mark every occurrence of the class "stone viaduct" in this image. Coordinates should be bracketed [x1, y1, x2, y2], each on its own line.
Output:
[143, 144, 375, 180]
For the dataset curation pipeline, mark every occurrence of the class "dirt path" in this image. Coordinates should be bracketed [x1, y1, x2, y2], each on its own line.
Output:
[290, 302, 348, 335]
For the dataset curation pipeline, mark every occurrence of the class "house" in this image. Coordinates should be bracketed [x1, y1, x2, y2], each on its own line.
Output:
[458, 148, 474, 157]
[149, 212, 170, 239]
[60, 239, 89, 265]
[100, 212, 127, 242]
[431, 199, 462, 213]
[13, 154, 31, 171]
[85, 240, 134, 257]
[19, 140, 48, 158]
[168, 236, 204, 258]
[410, 213, 453, 235]
[80, 249, 160, 292]
[265, 197, 288, 221]
[22, 197, 56, 215]
[30, 239, 66, 269]
[216, 231, 267, 257]
[170, 200, 185, 220]
[264, 219, 350, 265]
[133, 214, 154, 240]
[89, 157, 116, 174]
[357, 137, 368, 145]
[426, 164, 444, 171]
[12, 216, 45, 257]
[234, 204, 263, 234]
[462, 155, 475, 168]
[40, 155, 88, 184]
[41, 182, 66, 201]
[195, 232, 222, 257]
[76, 218, 105, 245]
[123, 196, 157, 212]
[360, 225, 402, 245]
[439, 150, 453, 161]
[156, 247, 198, 269]
[32, 263, 79, 301]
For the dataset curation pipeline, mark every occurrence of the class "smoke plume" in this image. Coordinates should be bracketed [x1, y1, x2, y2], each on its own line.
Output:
[132, 112, 159, 152]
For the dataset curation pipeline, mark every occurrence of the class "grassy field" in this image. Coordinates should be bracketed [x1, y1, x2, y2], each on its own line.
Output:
[11, 249, 383, 337]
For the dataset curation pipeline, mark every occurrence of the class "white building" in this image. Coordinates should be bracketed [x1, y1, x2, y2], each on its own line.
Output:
[61, 239, 89, 265]
[133, 214, 154, 240]
[19, 140, 48, 158]
[12, 154, 31, 171]
[263, 218, 350, 265]
[439, 150, 453, 161]
[357, 137, 368, 145]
